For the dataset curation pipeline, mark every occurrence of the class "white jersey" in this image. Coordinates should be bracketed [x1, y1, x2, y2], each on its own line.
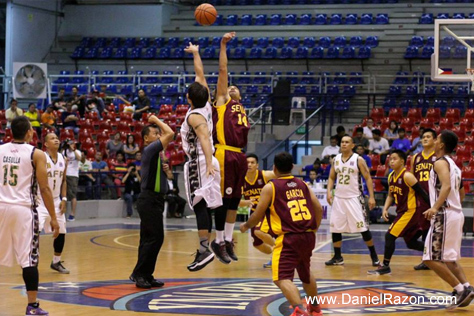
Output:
[39, 152, 66, 203]
[180, 102, 214, 160]
[429, 156, 463, 212]
[0, 143, 37, 207]
[333, 153, 363, 198]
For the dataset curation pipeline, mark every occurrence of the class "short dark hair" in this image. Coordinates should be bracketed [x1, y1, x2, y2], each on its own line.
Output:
[116, 151, 125, 158]
[355, 127, 364, 133]
[309, 169, 317, 174]
[372, 129, 381, 136]
[11, 116, 31, 140]
[391, 149, 407, 164]
[440, 130, 458, 154]
[356, 145, 364, 150]
[188, 82, 209, 109]
[336, 125, 345, 133]
[398, 128, 406, 133]
[246, 153, 258, 163]
[330, 136, 337, 141]
[10, 98, 17, 105]
[367, 117, 374, 122]
[422, 128, 437, 139]
[274, 152, 293, 174]
[141, 125, 158, 140]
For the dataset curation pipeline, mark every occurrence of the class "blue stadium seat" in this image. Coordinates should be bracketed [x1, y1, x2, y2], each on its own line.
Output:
[161, 71, 174, 84]
[120, 85, 133, 95]
[310, 85, 321, 95]
[94, 38, 107, 48]
[437, 13, 449, 19]
[270, 14, 282, 25]
[84, 47, 98, 59]
[341, 46, 355, 58]
[257, 37, 269, 48]
[404, 46, 419, 58]
[440, 85, 454, 95]
[301, 72, 315, 84]
[286, 72, 299, 84]
[240, 14, 252, 25]
[335, 99, 350, 111]
[333, 72, 347, 84]
[279, 47, 293, 59]
[263, 47, 277, 59]
[349, 72, 363, 84]
[310, 46, 324, 59]
[109, 37, 121, 48]
[453, 13, 465, 19]
[255, 14, 267, 26]
[295, 47, 309, 59]
[143, 47, 156, 59]
[202, 47, 216, 59]
[285, 14, 297, 25]
[315, 14, 327, 25]
[334, 36, 347, 48]
[168, 37, 180, 48]
[262, 85, 272, 95]
[303, 37, 316, 48]
[383, 98, 397, 111]
[452, 99, 465, 110]
[425, 86, 437, 96]
[469, 13, 474, 19]
[228, 37, 239, 48]
[129, 48, 142, 59]
[343, 86, 356, 96]
[294, 85, 307, 94]
[325, 46, 340, 58]
[406, 85, 418, 95]
[122, 38, 136, 48]
[319, 36, 331, 48]
[116, 70, 129, 84]
[149, 85, 163, 96]
[71, 47, 85, 59]
[100, 71, 114, 84]
[457, 86, 468, 96]
[253, 72, 268, 84]
[300, 14, 312, 25]
[242, 37, 254, 49]
[158, 47, 171, 59]
[236, 72, 250, 85]
[137, 38, 150, 48]
[375, 14, 389, 24]
[389, 86, 402, 96]
[72, 70, 85, 84]
[145, 71, 159, 84]
[307, 97, 319, 108]
[213, 15, 223, 26]
[113, 48, 127, 59]
[345, 14, 358, 25]
[206, 72, 218, 84]
[197, 37, 209, 48]
[454, 46, 467, 58]
[410, 36, 424, 48]
[419, 13, 434, 24]
[288, 37, 300, 48]
[330, 14, 342, 25]
[365, 36, 379, 48]
[152, 37, 166, 48]
[440, 46, 451, 58]
[272, 37, 285, 48]
[232, 47, 246, 59]
[434, 99, 448, 113]
[226, 14, 238, 26]
[183, 37, 194, 46]
[246, 85, 259, 95]
[349, 36, 363, 48]
[248, 47, 263, 59]
[172, 48, 184, 58]
[211, 37, 221, 47]
[442, 36, 455, 48]
[327, 85, 339, 94]
[360, 13, 373, 25]
[164, 85, 178, 96]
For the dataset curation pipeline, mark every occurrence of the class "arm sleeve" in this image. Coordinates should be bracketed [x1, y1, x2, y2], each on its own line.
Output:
[411, 182, 430, 204]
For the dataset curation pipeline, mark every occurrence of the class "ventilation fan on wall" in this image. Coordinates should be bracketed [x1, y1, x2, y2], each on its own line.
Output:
[12, 63, 48, 99]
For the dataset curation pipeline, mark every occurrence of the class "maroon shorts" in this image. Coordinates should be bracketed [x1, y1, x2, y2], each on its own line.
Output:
[215, 147, 246, 199]
[388, 209, 422, 242]
[272, 232, 316, 284]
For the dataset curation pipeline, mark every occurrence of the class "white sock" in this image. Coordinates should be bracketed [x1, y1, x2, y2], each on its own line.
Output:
[53, 255, 61, 264]
[216, 230, 224, 243]
[463, 282, 471, 288]
[454, 284, 464, 293]
[224, 223, 235, 242]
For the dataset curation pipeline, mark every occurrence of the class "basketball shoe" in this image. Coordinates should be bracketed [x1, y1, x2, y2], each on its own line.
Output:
[50, 261, 70, 274]
[307, 304, 323, 316]
[211, 240, 231, 264]
[413, 262, 430, 270]
[452, 286, 474, 309]
[290, 306, 310, 316]
[263, 259, 272, 269]
[325, 256, 344, 266]
[188, 249, 215, 272]
[26, 303, 48, 315]
[225, 240, 238, 261]
[367, 265, 391, 275]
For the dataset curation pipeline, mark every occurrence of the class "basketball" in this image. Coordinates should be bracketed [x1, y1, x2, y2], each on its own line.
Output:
[194, 3, 217, 26]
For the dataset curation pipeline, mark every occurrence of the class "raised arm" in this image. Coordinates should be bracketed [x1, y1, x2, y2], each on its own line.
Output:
[215, 32, 236, 106]
[185, 43, 208, 91]
[148, 115, 174, 149]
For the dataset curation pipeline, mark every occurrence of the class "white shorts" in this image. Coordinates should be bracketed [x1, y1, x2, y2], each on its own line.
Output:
[184, 156, 223, 210]
[423, 208, 464, 262]
[38, 201, 67, 234]
[0, 203, 39, 268]
[330, 196, 368, 233]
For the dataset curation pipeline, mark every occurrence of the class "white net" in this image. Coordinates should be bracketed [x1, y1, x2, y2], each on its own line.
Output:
[467, 68, 474, 91]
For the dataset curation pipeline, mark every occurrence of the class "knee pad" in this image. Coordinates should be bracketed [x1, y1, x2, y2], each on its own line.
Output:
[361, 230, 372, 242]
[332, 233, 342, 243]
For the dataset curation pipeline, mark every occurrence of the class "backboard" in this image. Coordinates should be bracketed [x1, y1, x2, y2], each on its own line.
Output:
[431, 19, 474, 82]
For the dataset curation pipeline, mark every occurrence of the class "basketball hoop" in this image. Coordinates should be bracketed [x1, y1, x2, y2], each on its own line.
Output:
[466, 68, 474, 91]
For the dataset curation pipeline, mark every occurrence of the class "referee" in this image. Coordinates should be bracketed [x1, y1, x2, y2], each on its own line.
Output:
[130, 115, 174, 289]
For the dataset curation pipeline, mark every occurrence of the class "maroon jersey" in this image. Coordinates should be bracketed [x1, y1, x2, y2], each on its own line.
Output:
[243, 170, 268, 212]
[268, 176, 317, 235]
[213, 99, 250, 149]
[412, 151, 435, 211]
[388, 169, 416, 215]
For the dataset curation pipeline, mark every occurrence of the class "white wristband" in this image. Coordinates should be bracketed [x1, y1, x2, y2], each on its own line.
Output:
[62, 197, 67, 202]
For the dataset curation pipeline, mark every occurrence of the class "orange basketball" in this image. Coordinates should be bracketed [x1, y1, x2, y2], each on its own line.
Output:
[195, 3, 217, 26]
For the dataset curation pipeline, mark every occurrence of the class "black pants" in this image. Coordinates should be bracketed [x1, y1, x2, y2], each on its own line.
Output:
[167, 194, 186, 217]
[132, 190, 165, 279]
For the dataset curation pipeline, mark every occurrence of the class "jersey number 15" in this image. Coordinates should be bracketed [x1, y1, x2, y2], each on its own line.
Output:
[2, 164, 18, 186]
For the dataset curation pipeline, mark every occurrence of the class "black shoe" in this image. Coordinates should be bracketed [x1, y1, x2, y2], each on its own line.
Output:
[225, 240, 238, 261]
[211, 240, 231, 264]
[187, 249, 215, 272]
[458, 286, 474, 308]
[325, 256, 344, 266]
[367, 265, 391, 275]
[135, 276, 151, 289]
[447, 286, 474, 310]
[413, 262, 430, 270]
[147, 277, 164, 288]
[372, 258, 380, 267]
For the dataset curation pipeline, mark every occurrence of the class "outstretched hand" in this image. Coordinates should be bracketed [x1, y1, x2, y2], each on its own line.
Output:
[184, 42, 199, 54]
[222, 32, 236, 44]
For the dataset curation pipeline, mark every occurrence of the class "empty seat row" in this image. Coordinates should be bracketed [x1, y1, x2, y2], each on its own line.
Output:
[405, 45, 469, 59]
[420, 12, 474, 23]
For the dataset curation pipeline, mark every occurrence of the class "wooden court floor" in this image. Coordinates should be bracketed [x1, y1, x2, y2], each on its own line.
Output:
[1, 219, 474, 316]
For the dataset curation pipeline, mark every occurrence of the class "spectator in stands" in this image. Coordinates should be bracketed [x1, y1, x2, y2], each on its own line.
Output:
[306, 169, 319, 191]
[106, 132, 124, 159]
[68, 86, 86, 116]
[384, 120, 399, 145]
[163, 161, 186, 218]
[87, 89, 107, 118]
[409, 127, 425, 155]
[356, 145, 372, 169]
[110, 151, 128, 198]
[53, 88, 67, 111]
[122, 162, 141, 218]
[322, 155, 336, 178]
[6, 99, 23, 128]
[321, 136, 340, 163]
[302, 159, 323, 181]
[62, 140, 81, 221]
[363, 117, 375, 140]
[91, 152, 116, 199]
[333, 125, 346, 146]
[134, 151, 142, 172]
[25, 103, 41, 136]
[391, 128, 411, 153]
[79, 150, 95, 200]
[61, 103, 80, 135]
[124, 134, 140, 160]
[353, 127, 370, 152]
[99, 85, 107, 98]
[41, 105, 57, 131]
[116, 89, 151, 120]
[369, 129, 391, 165]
